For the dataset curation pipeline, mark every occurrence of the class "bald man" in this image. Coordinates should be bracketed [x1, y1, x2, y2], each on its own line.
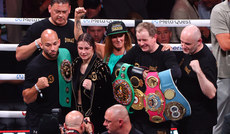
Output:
[63, 110, 93, 134]
[102, 104, 143, 134]
[22, 29, 71, 134]
[175, 25, 217, 134]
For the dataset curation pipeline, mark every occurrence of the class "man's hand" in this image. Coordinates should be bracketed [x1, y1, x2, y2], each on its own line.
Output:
[75, 7, 86, 20]
[190, 60, 202, 74]
[161, 43, 172, 51]
[82, 79, 92, 90]
[143, 70, 149, 80]
[84, 117, 93, 134]
[36, 77, 49, 90]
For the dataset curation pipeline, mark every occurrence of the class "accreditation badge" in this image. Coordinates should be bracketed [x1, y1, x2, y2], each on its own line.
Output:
[61, 59, 72, 82]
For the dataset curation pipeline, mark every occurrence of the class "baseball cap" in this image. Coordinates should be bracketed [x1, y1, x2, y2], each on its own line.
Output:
[107, 21, 128, 36]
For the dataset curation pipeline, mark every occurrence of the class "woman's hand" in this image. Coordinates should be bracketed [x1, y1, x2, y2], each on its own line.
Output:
[82, 79, 92, 90]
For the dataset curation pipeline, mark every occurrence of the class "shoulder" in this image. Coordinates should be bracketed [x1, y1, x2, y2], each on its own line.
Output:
[31, 18, 49, 26]
[66, 19, 74, 27]
[26, 54, 43, 72]
[212, 1, 226, 12]
[130, 126, 144, 134]
[95, 58, 110, 71]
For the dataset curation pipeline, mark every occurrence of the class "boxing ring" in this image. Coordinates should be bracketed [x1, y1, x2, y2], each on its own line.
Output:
[0, 18, 211, 133]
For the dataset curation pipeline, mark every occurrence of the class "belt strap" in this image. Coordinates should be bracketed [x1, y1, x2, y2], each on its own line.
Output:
[57, 48, 72, 108]
[158, 69, 191, 121]
[144, 72, 166, 123]
[112, 63, 135, 113]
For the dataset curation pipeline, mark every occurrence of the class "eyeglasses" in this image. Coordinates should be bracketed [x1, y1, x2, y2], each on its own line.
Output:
[104, 119, 112, 124]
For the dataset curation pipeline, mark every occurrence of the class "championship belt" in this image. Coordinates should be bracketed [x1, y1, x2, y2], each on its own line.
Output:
[130, 66, 145, 111]
[158, 69, 191, 121]
[57, 48, 72, 108]
[144, 72, 166, 123]
[112, 63, 135, 113]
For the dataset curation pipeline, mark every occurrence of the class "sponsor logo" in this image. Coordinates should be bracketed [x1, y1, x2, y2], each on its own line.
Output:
[16, 74, 24, 80]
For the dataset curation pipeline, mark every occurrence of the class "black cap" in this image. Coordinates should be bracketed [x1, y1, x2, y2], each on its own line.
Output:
[107, 21, 128, 36]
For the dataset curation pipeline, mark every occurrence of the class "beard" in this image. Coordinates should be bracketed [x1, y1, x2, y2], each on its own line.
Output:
[44, 50, 59, 60]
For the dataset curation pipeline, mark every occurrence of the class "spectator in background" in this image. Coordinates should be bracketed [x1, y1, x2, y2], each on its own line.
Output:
[157, 27, 172, 44]
[87, 25, 106, 59]
[87, 26, 105, 44]
[170, 0, 199, 43]
[211, 0, 230, 134]
[102, 104, 143, 134]
[198, 0, 221, 19]
[198, 0, 221, 43]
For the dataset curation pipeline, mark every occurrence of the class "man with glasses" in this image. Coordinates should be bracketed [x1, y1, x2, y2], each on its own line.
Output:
[175, 25, 217, 134]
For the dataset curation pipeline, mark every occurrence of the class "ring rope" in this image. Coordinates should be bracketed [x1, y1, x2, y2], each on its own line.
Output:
[0, 111, 26, 118]
[0, 74, 25, 80]
[0, 17, 210, 27]
[0, 43, 212, 52]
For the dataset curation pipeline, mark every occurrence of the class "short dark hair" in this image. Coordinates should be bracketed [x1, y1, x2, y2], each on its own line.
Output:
[50, 0, 70, 6]
[77, 33, 96, 52]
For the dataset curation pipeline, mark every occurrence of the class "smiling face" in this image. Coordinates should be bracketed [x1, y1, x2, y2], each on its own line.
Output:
[136, 29, 157, 53]
[48, 3, 71, 26]
[111, 33, 125, 51]
[77, 41, 94, 62]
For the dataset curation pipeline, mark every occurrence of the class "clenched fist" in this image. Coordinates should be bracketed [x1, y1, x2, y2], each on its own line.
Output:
[36, 77, 49, 90]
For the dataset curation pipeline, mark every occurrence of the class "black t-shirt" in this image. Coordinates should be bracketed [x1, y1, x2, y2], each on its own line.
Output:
[19, 18, 78, 62]
[24, 53, 61, 127]
[24, 53, 60, 113]
[117, 44, 181, 79]
[176, 44, 217, 130]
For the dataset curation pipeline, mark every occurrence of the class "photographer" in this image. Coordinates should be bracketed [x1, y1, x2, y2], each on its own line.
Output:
[61, 110, 94, 134]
